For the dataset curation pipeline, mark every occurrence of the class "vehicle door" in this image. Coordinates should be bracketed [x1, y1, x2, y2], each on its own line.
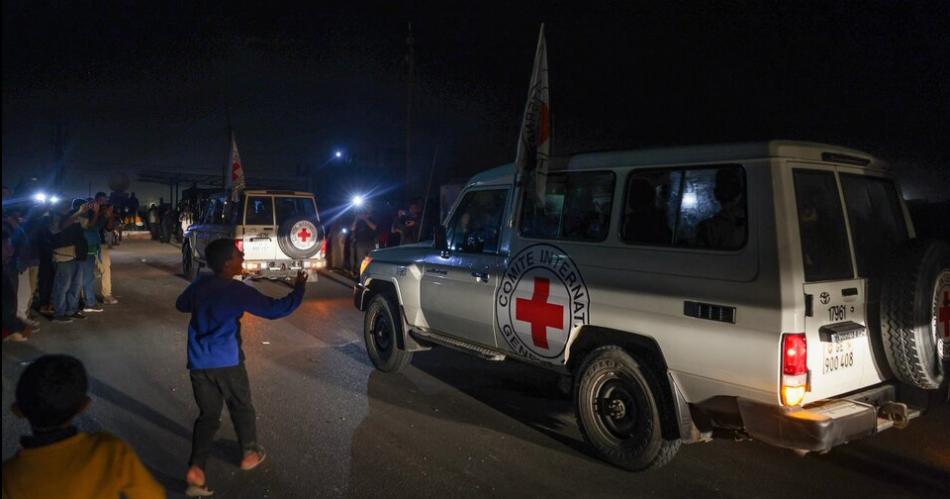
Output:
[791, 165, 884, 400]
[242, 195, 277, 261]
[195, 198, 218, 260]
[420, 188, 509, 348]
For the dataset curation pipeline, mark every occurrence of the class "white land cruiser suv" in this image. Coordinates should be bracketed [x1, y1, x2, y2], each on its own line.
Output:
[183, 189, 326, 280]
[355, 141, 949, 470]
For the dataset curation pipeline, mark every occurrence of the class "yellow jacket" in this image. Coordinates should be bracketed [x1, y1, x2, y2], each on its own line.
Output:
[2, 432, 164, 499]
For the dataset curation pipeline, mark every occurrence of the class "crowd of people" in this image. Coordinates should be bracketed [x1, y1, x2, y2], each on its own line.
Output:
[2, 189, 120, 343]
[337, 196, 434, 275]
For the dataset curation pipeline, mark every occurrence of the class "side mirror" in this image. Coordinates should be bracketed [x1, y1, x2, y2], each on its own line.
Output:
[433, 225, 448, 252]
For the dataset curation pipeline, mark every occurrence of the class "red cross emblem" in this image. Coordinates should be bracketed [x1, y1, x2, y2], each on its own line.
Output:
[297, 227, 312, 243]
[939, 291, 950, 339]
[516, 277, 563, 349]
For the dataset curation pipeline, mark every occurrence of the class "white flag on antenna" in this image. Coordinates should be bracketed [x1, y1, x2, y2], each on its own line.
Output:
[514, 24, 551, 205]
[228, 132, 245, 202]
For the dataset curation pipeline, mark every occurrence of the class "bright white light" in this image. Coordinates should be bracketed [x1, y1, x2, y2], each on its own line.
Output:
[351, 195, 365, 207]
[33, 193, 48, 203]
[682, 192, 698, 209]
[50, 195, 61, 203]
[341, 228, 349, 234]
[334, 151, 343, 158]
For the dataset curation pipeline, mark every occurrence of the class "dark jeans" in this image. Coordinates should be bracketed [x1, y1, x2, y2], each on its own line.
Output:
[52, 260, 83, 317]
[188, 363, 257, 469]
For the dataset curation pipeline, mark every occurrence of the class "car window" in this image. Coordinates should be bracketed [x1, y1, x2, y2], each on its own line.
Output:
[621, 165, 746, 250]
[202, 198, 224, 225]
[793, 169, 854, 282]
[520, 171, 615, 241]
[275, 197, 317, 223]
[245, 196, 274, 225]
[840, 174, 908, 277]
[447, 189, 508, 253]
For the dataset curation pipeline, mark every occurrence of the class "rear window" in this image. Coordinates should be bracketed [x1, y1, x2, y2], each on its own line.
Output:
[245, 196, 274, 225]
[275, 197, 317, 223]
[520, 171, 615, 242]
[841, 174, 908, 277]
[793, 169, 854, 282]
[621, 165, 747, 250]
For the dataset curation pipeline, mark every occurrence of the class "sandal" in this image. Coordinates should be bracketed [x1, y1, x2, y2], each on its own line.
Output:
[240, 446, 267, 471]
[185, 484, 214, 497]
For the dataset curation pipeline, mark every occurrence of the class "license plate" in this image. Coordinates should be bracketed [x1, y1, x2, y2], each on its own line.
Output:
[246, 239, 270, 251]
[822, 338, 856, 374]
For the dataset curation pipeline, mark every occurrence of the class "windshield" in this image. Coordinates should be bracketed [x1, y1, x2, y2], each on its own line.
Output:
[275, 196, 318, 223]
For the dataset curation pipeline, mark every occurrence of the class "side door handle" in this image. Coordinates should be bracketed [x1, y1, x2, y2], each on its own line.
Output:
[471, 271, 489, 283]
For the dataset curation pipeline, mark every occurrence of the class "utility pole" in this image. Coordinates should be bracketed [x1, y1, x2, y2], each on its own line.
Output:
[405, 22, 415, 200]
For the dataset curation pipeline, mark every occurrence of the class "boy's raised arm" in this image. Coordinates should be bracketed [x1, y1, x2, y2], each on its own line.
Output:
[239, 281, 305, 320]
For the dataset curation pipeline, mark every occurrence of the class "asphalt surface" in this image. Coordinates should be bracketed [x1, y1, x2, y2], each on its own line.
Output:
[3, 240, 948, 498]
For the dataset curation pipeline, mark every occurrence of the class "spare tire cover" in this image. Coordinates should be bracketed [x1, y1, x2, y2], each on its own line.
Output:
[278, 216, 323, 259]
[880, 239, 950, 389]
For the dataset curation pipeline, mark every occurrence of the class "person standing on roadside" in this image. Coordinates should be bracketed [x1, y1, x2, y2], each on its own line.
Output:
[94, 192, 118, 304]
[10, 203, 43, 328]
[391, 197, 424, 246]
[78, 198, 104, 313]
[49, 200, 90, 323]
[350, 207, 377, 275]
[3, 227, 34, 342]
[175, 238, 307, 496]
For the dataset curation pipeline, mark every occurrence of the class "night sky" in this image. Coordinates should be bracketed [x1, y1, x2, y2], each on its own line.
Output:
[3, 1, 949, 205]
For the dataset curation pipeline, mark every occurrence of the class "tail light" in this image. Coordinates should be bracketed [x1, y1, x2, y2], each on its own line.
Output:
[234, 239, 244, 253]
[781, 333, 808, 406]
[319, 238, 327, 259]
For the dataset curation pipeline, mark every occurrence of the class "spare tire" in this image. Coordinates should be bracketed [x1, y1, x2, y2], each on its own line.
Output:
[277, 216, 324, 260]
[880, 239, 950, 389]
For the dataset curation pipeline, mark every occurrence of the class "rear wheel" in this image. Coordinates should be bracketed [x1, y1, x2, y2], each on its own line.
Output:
[575, 346, 680, 471]
[363, 294, 413, 372]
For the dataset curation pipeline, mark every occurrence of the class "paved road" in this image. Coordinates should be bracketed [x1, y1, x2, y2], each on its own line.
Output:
[3, 240, 948, 498]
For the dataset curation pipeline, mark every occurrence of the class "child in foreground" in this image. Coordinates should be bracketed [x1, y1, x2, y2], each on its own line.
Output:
[2, 354, 165, 499]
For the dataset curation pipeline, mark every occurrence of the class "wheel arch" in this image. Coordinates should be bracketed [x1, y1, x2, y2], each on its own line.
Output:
[567, 325, 695, 441]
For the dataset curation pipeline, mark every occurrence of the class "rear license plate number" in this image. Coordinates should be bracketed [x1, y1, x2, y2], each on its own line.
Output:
[822, 338, 856, 374]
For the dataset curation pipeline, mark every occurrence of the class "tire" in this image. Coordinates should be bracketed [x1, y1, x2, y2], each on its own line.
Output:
[363, 294, 413, 372]
[880, 240, 950, 389]
[575, 346, 680, 471]
[277, 216, 323, 260]
[182, 242, 198, 280]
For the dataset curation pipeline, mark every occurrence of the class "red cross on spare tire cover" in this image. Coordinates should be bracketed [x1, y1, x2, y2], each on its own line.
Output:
[278, 215, 322, 259]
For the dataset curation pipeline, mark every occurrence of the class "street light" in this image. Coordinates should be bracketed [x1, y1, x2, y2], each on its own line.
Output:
[33, 193, 48, 203]
[334, 150, 343, 159]
[351, 195, 365, 207]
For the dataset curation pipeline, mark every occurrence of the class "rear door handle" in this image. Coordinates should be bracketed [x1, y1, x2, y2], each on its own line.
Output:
[471, 271, 489, 283]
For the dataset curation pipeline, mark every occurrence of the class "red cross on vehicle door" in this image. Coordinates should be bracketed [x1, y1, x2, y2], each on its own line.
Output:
[516, 278, 564, 349]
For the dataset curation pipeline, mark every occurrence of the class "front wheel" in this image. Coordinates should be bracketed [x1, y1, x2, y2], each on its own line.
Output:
[575, 346, 680, 471]
[363, 294, 413, 372]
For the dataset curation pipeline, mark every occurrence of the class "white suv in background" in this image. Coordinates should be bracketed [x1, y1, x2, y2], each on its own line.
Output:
[183, 189, 326, 280]
[354, 141, 948, 470]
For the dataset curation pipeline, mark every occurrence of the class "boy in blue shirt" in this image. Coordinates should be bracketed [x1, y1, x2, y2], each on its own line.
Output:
[176, 238, 306, 496]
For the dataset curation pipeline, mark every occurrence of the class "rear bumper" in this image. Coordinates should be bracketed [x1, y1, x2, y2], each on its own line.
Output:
[737, 384, 907, 453]
[738, 398, 877, 452]
[243, 259, 325, 278]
